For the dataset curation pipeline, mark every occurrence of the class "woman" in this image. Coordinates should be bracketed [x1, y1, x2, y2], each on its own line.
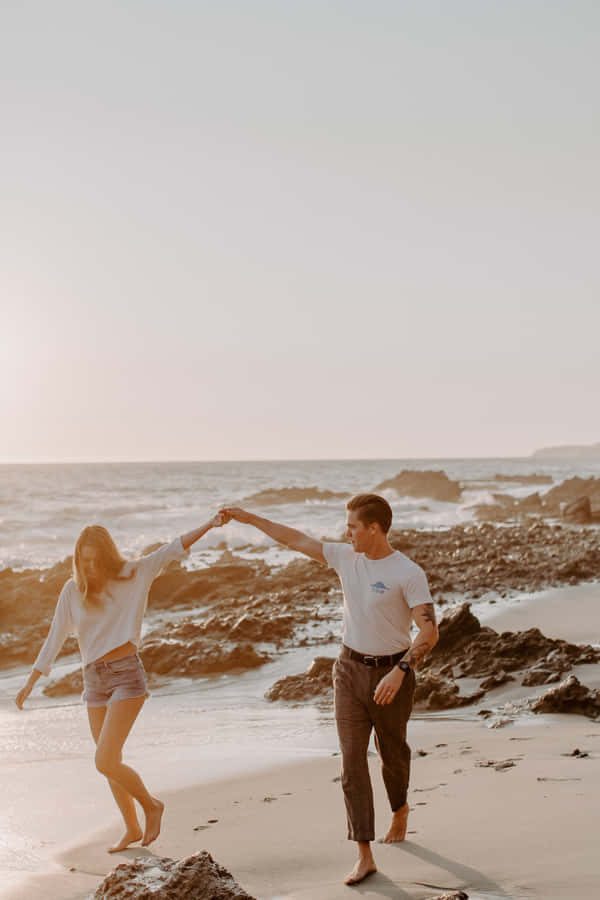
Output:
[15, 512, 227, 852]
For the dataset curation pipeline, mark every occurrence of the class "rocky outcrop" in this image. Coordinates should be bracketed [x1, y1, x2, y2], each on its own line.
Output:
[140, 632, 271, 678]
[265, 657, 335, 702]
[414, 673, 484, 710]
[3, 522, 600, 702]
[425, 603, 600, 684]
[92, 851, 256, 899]
[475, 475, 600, 524]
[242, 486, 348, 505]
[376, 470, 462, 503]
[492, 473, 552, 485]
[0, 627, 78, 669]
[0, 558, 72, 634]
[390, 522, 600, 599]
[531, 675, 600, 719]
[562, 497, 592, 524]
[543, 476, 600, 509]
[426, 893, 468, 900]
[431, 602, 481, 652]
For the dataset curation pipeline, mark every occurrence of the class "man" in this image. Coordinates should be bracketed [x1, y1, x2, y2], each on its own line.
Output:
[222, 494, 438, 886]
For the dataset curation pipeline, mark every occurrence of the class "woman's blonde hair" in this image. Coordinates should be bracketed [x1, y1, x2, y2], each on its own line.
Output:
[74, 525, 135, 607]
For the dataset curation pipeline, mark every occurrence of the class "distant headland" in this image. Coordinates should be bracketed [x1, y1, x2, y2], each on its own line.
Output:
[532, 442, 600, 459]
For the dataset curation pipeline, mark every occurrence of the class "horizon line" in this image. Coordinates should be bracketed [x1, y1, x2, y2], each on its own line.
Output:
[0, 454, 540, 466]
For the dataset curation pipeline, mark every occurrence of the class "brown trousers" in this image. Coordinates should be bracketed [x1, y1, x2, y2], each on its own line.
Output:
[333, 646, 415, 842]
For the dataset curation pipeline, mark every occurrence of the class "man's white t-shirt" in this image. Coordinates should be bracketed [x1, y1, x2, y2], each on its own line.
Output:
[322, 542, 432, 656]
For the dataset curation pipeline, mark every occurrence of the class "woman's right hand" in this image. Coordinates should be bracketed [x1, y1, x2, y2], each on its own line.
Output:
[15, 683, 32, 709]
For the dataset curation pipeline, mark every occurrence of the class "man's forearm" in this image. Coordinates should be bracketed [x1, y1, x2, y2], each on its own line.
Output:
[404, 623, 438, 669]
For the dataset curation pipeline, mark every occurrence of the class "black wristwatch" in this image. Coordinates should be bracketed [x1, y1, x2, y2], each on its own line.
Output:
[396, 661, 411, 675]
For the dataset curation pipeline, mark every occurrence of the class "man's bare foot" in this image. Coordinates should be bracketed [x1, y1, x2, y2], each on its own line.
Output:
[142, 798, 164, 846]
[344, 857, 377, 885]
[108, 826, 143, 853]
[379, 802, 409, 843]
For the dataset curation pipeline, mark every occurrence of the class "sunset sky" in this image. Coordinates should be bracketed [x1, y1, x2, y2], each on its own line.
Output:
[3, 1, 599, 462]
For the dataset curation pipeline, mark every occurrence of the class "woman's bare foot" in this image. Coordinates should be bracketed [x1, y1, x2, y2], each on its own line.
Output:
[380, 802, 409, 843]
[142, 798, 165, 846]
[108, 826, 143, 853]
[344, 855, 377, 885]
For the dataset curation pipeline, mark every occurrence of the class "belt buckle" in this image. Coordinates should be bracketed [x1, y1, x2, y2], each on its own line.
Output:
[363, 655, 377, 667]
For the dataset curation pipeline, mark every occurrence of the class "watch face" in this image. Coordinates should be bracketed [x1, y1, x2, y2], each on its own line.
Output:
[399, 662, 410, 673]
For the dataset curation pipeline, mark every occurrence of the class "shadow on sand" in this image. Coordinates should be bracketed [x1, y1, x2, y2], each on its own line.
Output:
[391, 840, 518, 899]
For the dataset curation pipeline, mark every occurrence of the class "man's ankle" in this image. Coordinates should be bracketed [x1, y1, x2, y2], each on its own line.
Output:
[357, 840, 374, 859]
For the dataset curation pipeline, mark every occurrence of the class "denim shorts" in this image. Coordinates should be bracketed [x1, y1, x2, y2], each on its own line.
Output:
[82, 653, 150, 707]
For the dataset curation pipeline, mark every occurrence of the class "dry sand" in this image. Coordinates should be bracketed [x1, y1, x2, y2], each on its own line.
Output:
[3, 584, 600, 900]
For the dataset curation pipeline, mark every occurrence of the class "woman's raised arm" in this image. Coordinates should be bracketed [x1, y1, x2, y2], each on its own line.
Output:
[180, 511, 229, 551]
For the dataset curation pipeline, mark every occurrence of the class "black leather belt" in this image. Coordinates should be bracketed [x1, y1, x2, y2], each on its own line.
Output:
[342, 644, 408, 668]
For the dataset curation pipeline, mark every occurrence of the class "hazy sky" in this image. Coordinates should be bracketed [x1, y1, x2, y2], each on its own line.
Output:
[2, 1, 599, 462]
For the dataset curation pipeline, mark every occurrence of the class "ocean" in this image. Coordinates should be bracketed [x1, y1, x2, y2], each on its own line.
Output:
[2, 457, 600, 572]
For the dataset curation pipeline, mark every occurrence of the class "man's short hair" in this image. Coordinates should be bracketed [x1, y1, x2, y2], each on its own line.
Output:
[346, 493, 393, 533]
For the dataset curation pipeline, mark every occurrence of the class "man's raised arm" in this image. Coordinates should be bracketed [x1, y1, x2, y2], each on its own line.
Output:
[221, 507, 326, 565]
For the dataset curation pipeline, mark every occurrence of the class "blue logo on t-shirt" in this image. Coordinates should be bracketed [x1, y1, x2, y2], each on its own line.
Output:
[370, 581, 390, 595]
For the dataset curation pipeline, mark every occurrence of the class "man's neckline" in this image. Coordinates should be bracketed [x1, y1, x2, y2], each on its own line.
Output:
[361, 549, 397, 561]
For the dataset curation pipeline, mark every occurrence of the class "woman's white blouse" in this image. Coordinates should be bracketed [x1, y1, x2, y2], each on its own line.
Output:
[33, 538, 187, 676]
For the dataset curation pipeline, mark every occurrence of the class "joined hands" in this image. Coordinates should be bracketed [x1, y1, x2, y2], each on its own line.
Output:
[218, 507, 253, 524]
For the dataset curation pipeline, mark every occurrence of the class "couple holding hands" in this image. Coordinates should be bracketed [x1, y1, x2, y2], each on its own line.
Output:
[16, 494, 438, 886]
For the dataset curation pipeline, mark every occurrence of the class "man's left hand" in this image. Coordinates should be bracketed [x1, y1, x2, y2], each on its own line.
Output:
[373, 667, 405, 705]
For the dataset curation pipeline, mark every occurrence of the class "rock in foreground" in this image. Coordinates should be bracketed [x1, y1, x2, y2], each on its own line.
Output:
[531, 675, 600, 719]
[92, 851, 255, 900]
[265, 656, 335, 702]
[414, 673, 484, 710]
[426, 893, 468, 900]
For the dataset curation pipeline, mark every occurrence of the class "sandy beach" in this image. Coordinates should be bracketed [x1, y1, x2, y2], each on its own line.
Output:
[2, 581, 599, 900]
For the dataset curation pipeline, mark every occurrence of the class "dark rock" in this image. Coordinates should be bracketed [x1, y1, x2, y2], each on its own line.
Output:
[562, 497, 592, 524]
[531, 675, 600, 719]
[473, 503, 515, 523]
[492, 474, 552, 485]
[426, 894, 468, 900]
[375, 469, 462, 503]
[480, 670, 514, 690]
[390, 522, 600, 601]
[522, 666, 562, 687]
[140, 634, 271, 677]
[542, 476, 600, 512]
[265, 656, 335, 702]
[422, 606, 600, 688]
[228, 612, 296, 643]
[432, 603, 481, 654]
[91, 850, 256, 899]
[242, 486, 349, 505]
[414, 673, 485, 710]
[426, 893, 468, 900]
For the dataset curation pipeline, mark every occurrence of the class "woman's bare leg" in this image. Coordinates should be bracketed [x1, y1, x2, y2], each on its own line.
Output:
[93, 697, 164, 846]
[88, 705, 143, 852]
